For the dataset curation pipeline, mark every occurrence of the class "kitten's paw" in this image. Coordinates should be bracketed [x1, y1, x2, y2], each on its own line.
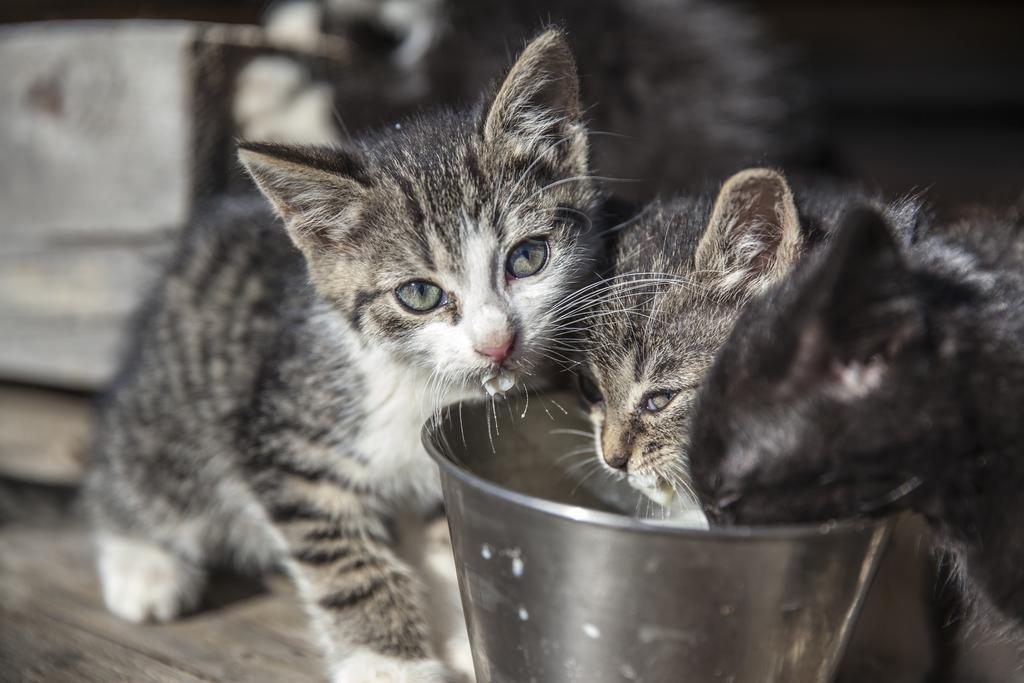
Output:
[333, 650, 452, 683]
[97, 535, 205, 623]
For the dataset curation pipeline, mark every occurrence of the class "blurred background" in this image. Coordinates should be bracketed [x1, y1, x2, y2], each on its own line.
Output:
[0, 1, 1022, 681]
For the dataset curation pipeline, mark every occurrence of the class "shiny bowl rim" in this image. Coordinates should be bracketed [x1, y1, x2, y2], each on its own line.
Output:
[423, 419, 890, 541]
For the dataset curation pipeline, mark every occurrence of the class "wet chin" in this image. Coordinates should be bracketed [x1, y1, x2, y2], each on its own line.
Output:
[629, 474, 676, 508]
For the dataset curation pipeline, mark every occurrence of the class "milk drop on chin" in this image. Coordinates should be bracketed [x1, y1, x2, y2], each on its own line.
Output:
[482, 368, 517, 397]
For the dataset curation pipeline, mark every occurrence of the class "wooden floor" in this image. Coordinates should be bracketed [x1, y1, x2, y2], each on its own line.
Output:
[4, 517, 1024, 682]
[0, 524, 323, 683]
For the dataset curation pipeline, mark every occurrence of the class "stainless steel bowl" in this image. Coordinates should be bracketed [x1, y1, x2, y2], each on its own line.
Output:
[423, 392, 892, 683]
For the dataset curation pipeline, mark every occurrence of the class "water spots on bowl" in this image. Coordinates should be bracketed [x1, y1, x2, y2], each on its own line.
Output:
[620, 664, 637, 680]
[518, 606, 530, 621]
[718, 603, 735, 617]
[495, 546, 524, 577]
[638, 625, 700, 646]
[563, 657, 581, 680]
[481, 543, 493, 560]
[505, 548, 524, 577]
[582, 623, 601, 639]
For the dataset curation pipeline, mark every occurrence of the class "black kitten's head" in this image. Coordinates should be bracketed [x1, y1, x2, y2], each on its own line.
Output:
[690, 207, 962, 526]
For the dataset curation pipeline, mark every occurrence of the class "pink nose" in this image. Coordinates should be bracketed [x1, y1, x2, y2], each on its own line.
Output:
[476, 335, 514, 363]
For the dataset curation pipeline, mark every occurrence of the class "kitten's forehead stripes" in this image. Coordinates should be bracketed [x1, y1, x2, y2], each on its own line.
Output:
[393, 174, 426, 234]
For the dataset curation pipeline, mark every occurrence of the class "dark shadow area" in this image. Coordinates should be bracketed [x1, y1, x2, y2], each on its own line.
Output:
[194, 570, 272, 615]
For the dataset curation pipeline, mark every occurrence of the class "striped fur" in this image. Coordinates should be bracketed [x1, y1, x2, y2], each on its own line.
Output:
[576, 170, 927, 509]
[86, 31, 601, 683]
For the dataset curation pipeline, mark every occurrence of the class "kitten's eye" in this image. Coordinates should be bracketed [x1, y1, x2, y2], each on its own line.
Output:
[642, 391, 677, 413]
[395, 281, 446, 313]
[506, 238, 549, 279]
[577, 373, 604, 405]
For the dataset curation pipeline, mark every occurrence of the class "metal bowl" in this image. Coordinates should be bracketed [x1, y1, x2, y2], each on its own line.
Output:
[424, 392, 891, 683]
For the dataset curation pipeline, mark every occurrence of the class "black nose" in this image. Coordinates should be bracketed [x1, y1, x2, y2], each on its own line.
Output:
[716, 489, 741, 510]
[703, 488, 741, 526]
[604, 452, 629, 470]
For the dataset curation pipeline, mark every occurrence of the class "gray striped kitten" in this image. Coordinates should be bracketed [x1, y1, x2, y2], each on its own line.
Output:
[86, 30, 598, 683]
[575, 169, 925, 509]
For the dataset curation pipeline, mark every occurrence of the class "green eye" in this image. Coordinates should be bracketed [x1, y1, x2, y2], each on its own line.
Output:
[395, 281, 445, 312]
[506, 238, 549, 279]
[643, 391, 676, 413]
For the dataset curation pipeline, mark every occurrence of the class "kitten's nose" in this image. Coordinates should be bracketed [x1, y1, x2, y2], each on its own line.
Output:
[604, 451, 629, 470]
[476, 334, 515, 363]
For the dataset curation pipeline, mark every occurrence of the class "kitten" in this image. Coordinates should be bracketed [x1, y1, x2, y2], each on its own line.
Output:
[687, 204, 1024, 633]
[575, 169, 924, 508]
[268, 0, 817, 199]
[86, 30, 601, 682]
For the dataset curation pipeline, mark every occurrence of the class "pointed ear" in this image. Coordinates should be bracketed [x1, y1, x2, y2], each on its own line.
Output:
[696, 168, 803, 297]
[238, 142, 369, 255]
[817, 207, 920, 354]
[482, 29, 587, 174]
[789, 207, 922, 395]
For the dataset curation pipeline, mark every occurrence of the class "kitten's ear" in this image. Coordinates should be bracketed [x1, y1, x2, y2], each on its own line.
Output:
[482, 29, 587, 174]
[696, 168, 803, 297]
[238, 142, 369, 255]
[791, 207, 922, 392]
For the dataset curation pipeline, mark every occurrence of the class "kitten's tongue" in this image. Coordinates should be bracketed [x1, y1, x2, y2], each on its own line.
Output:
[482, 368, 517, 397]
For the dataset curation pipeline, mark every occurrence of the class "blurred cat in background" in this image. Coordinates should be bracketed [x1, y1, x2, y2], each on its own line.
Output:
[248, 0, 818, 198]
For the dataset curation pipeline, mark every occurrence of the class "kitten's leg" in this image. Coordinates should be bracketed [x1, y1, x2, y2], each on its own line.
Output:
[396, 513, 475, 682]
[96, 533, 206, 623]
[264, 483, 450, 683]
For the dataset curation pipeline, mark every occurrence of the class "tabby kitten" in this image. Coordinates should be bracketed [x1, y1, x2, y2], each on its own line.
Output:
[575, 169, 923, 507]
[688, 205, 1024, 634]
[86, 30, 600, 682]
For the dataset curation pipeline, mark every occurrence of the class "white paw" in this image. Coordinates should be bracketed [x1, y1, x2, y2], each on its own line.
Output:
[333, 650, 451, 683]
[97, 535, 204, 623]
[233, 57, 339, 145]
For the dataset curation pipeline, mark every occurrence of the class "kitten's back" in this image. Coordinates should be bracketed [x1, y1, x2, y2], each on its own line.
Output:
[89, 197, 306, 511]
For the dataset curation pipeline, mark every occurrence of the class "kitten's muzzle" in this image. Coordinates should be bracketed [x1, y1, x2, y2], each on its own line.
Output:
[701, 489, 740, 525]
[717, 489, 742, 510]
[475, 332, 515, 364]
[603, 447, 629, 470]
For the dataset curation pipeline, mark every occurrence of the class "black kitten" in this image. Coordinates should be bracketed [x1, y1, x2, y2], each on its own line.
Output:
[689, 204, 1024, 631]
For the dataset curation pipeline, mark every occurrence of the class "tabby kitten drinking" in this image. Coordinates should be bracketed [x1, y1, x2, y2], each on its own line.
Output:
[575, 169, 924, 508]
[86, 30, 600, 682]
[688, 205, 1024, 633]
